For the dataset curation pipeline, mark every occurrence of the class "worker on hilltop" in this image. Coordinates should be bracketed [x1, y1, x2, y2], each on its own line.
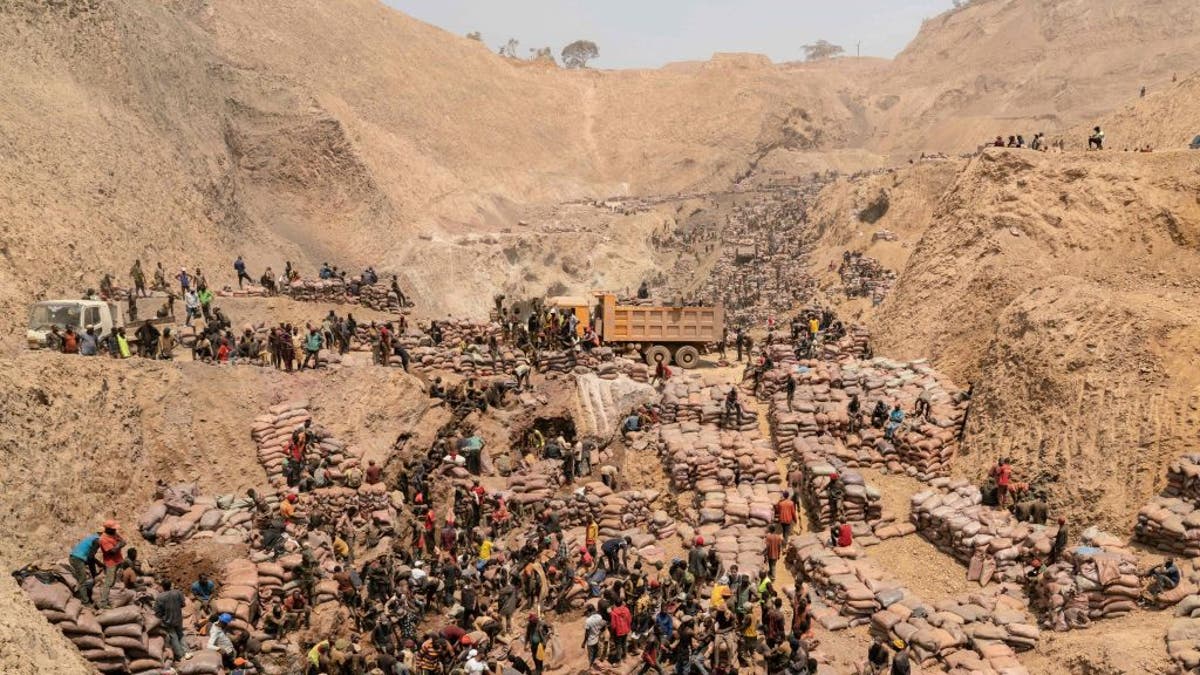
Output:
[129, 259, 147, 298]
[1088, 126, 1105, 150]
[234, 255, 253, 289]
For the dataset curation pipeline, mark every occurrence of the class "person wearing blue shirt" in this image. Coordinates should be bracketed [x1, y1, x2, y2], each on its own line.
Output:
[191, 573, 216, 614]
[885, 404, 905, 441]
[69, 531, 101, 605]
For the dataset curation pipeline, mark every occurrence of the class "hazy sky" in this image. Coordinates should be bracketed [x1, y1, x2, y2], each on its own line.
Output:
[385, 0, 953, 69]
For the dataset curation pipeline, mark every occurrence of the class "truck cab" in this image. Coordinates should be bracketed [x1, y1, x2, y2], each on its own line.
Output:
[27, 299, 124, 349]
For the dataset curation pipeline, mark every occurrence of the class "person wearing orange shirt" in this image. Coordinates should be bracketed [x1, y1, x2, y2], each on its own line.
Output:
[775, 493, 797, 539]
[97, 520, 124, 609]
[280, 493, 298, 521]
[764, 526, 785, 577]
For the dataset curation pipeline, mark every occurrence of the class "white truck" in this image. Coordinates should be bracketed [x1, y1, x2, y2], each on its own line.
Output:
[26, 298, 172, 349]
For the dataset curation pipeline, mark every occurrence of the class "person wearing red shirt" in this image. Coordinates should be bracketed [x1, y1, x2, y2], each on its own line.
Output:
[775, 493, 797, 539]
[764, 525, 785, 577]
[216, 342, 230, 363]
[97, 520, 125, 609]
[831, 523, 853, 548]
[608, 600, 633, 663]
[997, 459, 1013, 508]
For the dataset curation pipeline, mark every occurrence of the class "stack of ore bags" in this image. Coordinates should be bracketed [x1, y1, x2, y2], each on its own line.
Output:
[281, 278, 407, 312]
[676, 523, 773, 577]
[251, 401, 363, 486]
[1135, 455, 1200, 557]
[137, 483, 255, 546]
[1166, 455, 1200, 503]
[786, 534, 1036, 672]
[656, 423, 779, 489]
[910, 479, 1063, 585]
[659, 378, 758, 430]
[17, 570, 192, 674]
[1032, 545, 1146, 631]
[686, 480, 783, 528]
[762, 357, 966, 480]
[1165, 566, 1200, 671]
[1135, 496, 1200, 557]
[792, 447, 883, 530]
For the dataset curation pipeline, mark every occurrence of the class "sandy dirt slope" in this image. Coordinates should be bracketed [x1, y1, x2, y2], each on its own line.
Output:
[5, 0, 1198, 327]
[856, 149, 1200, 530]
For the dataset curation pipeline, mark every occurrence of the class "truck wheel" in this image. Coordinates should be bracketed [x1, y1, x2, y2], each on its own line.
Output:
[644, 345, 672, 366]
[674, 345, 700, 369]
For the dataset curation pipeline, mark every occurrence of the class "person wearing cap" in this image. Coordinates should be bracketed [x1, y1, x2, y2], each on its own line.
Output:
[230, 657, 250, 675]
[207, 613, 237, 668]
[96, 520, 124, 609]
[68, 529, 102, 606]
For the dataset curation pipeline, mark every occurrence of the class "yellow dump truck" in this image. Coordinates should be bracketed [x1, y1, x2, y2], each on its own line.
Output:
[547, 292, 723, 369]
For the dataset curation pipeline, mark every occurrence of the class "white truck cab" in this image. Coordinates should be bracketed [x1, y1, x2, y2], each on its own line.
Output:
[27, 299, 126, 349]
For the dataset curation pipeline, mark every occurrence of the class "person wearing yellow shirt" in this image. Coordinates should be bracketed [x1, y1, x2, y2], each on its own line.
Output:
[710, 576, 732, 608]
[585, 519, 599, 558]
[333, 535, 349, 560]
[479, 538, 493, 561]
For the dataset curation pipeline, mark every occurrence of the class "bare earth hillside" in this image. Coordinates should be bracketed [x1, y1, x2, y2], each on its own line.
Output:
[866, 149, 1200, 530]
[4, 0, 1199, 327]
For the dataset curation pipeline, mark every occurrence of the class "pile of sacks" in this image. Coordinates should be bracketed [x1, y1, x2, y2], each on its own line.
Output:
[763, 357, 966, 480]
[659, 378, 759, 430]
[18, 572, 172, 674]
[787, 534, 900, 629]
[251, 401, 360, 486]
[538, 482, 659, 538]
[786, 535, 1037, 671]
[1134, 496, 1200, 557]
[656, 423, 779, 489]
[688, 480, 783, 529]
[406, 344, 527, 377]
[1166, 455, 1200, 504]
[870, 586, 1038, 672]
[911, 479, 1058, 584]
[792, 449, 883, 529]
[282, 278, 407, 313]
[839, 254, 896, 304]
[677, 523, 773, 576]
[1032, 547, 1143, 631]
[1165, 565, 1200, 671]
[137, 483, 254, 545]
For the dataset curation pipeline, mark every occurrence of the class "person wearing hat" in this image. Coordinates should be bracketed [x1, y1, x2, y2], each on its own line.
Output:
[96, 520, 124, 609]
[207, 613, 237, 668]
[230, 657, 251, 675]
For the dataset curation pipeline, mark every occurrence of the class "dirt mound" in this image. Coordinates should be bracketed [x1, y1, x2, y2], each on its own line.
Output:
[860, 149, 1200, 530]
[1081, 72, 1200, 151]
